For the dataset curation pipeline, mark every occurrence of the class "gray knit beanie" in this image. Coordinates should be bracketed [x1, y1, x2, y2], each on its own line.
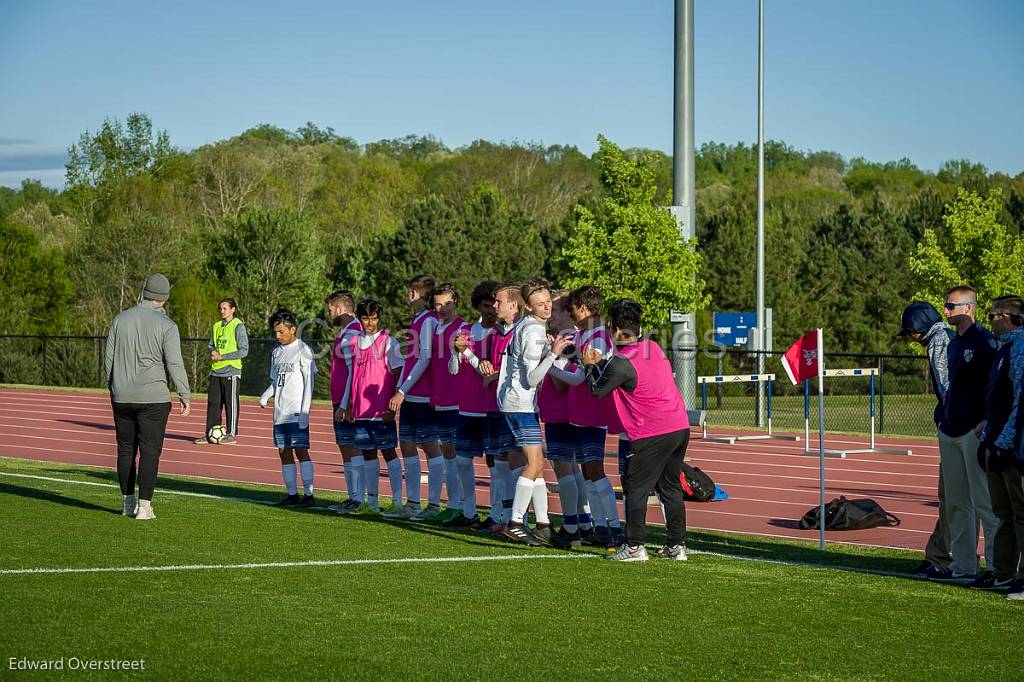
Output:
[142, 274, 171, 301]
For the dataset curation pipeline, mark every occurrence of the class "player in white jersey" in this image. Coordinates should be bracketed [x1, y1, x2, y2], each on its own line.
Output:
[496, 278, 571, 546]
[259, 308, 318, 507]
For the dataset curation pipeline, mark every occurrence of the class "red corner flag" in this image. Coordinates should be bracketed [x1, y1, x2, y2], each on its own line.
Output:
[781, 330, 820, 385]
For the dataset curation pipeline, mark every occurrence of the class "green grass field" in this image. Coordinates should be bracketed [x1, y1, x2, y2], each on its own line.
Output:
[1, 456, 1016, 680]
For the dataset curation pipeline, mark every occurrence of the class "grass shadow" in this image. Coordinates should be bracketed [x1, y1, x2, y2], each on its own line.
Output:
[0, 481, 117, 515]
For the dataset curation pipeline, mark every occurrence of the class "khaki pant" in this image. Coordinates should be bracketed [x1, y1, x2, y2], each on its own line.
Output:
[923, 464, 951, 569]
[937, 428, 999, 575]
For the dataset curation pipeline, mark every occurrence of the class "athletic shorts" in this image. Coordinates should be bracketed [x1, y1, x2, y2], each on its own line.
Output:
[618, 435, 631, 478]
[573, 425, 608, 463]
[544, 422, 576, 462]
[332, 403, 356, 446]
[434, 408, 459, 445]
[455, 414, 487, 459]
[505, 412, 544, 448]
[486, 412, 516, 455]
[273, 422, 310, 450]
[399, 400, 438, 444]
[354, 420, 398, 452]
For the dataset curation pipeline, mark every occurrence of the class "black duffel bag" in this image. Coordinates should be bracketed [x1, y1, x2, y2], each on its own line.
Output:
[799, 496, 900, 531]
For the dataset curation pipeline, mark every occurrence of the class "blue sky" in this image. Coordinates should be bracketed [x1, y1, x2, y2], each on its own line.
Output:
[1, 0, 1021, 188]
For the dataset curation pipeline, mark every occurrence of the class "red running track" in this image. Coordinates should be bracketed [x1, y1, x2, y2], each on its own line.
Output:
[0, 387, 946, 552]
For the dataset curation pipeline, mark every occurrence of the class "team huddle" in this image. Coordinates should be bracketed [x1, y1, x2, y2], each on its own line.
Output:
[259, 276, 692, 561]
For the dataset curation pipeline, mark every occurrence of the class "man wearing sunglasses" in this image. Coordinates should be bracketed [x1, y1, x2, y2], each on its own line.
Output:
[975, 295, 1024, 599]
[933, 285, 999, 583]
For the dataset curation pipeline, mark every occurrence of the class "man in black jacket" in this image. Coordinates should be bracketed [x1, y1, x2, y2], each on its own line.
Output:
[973, 295, 1024, 599]
[933, 285, 999, 582]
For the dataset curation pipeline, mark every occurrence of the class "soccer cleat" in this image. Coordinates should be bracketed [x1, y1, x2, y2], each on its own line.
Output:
[383, 502, 418, 519]
[193, 437, 209, 445]
[122, 495, 137, 517]
[967, 573, 1015, 591]
[299, 494, 317, 508]
[501, 522, 541, 547]
[359, 502, 380, 514]
[275, 494, 301, 507]
[134, 500, 156, 521]
[435, 508, 461, 524]
[443, 514, 477, 528]
[551, 527, 582, 549]
[411, 503, 442, 521]
[531, 524, 556, 547]
[656, 544, 688, 561]
[606, 529, 626, 550]
[334, 499, 360, 515]
[219, 434, 237, 445]
[489, 523, 508, 536]
[1006, 580, 1024, 601]
[470, 517, 497, 533]
[927, 568, 975, 583]
[605, 544, 649, 562]
[582, 526, 610, 547]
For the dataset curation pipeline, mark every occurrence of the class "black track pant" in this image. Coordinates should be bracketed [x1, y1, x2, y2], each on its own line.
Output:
[206, 375, 240, 435]
[111, 401, 171, 500]
[988, 466, 1024, 580]
[623, 428, 690, 547]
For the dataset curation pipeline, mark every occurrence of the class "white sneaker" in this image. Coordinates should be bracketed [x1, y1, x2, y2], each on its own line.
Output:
[122, 495, 137, 517]
[656, 544, 688, 561]
[605, 544, 649, 562]
[135, 500, 156, 520]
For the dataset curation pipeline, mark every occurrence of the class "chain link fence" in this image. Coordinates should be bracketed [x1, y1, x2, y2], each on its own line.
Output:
[0, 335, 937, 438]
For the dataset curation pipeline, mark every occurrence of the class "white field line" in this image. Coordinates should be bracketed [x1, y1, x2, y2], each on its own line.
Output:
[0, 554, 591, 576]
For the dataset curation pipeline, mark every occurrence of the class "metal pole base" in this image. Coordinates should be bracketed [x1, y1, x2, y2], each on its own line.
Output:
[802, 446, 912, 458]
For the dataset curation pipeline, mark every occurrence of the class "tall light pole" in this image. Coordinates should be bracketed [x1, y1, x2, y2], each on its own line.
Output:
[755, 0, 767, 421]
[670, 0, 697, 406]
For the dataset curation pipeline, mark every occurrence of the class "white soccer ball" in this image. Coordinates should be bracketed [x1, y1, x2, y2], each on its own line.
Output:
[207, 424, 227, 444]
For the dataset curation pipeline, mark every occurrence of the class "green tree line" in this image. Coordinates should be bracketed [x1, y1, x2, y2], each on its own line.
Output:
[2, 113, 1023, 354]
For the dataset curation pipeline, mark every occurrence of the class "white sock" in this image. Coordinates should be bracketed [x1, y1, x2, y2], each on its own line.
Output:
[343, 458, 356, 500]
[532, 478, 550, 525]
[445, 457, 462, 509]
[492, 461, 509, 522]
[510, 477, 534, 524]
[427, 455, 445, 507]
[300, 460, 314, 496]
[282, 463, 297, 495]
[507, 466, 524, 524]
[349, 456, 365, 503]
[387, 458, 404, 507]
[585, 479, 607, 527]
[557, 474, 579, 533]
[594, 477, 620, 528]
[457, 457, 477, 518]
[364, 457, 381, 507]
[404, 455, 421, 504]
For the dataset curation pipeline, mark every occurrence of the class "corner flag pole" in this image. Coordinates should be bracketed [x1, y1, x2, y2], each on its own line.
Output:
[817, 327, 826, 552]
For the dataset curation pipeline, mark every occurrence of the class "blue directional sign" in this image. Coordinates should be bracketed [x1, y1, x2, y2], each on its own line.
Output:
[713, 311, 756, 348]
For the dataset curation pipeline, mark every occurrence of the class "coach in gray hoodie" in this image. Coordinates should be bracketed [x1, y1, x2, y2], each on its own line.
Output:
[104, 273, 191, 520]
[899, 302, 954, 576]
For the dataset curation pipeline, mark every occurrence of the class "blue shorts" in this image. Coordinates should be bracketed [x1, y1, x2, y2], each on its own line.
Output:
[273, 422, 310, 450]
[544, 422, 577, 462]
[573, 425, 608, 463]
[399, 401, 438, 444]
[355, 420, 398, 452]
[332, 403, 356, 446]
[505, 412, 544, 447]
[435, 408, 459, 445]
[486, 412, 516, 455]
[455, 414, 488, 459]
